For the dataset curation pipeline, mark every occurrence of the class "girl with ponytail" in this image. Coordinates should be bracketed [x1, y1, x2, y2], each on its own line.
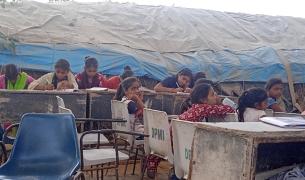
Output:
[75, 56, 108, 89]
[237, 88, 268, 122]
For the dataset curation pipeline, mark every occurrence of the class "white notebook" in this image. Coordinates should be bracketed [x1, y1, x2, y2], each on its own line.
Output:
[87, 87, 108, 91]
[260, 116, 305, 128]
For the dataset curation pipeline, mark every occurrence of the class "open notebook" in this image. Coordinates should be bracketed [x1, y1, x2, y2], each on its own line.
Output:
[86, 87, 108, 92]
[260, 116, 305, 129]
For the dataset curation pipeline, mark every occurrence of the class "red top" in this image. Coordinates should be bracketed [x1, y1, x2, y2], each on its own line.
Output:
[102, 76, 121, 89]
[179, 103, 235, 122]
[75, 72, 107, 89]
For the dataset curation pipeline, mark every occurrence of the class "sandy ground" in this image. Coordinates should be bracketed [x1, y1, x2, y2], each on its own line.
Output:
[84, 161, 171, 180]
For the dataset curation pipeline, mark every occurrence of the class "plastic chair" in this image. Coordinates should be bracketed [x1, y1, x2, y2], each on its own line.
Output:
[111, 100, 145, 176]
[80, 129, 147, 180]
[171, 119, 197, 179]
[0, 113, 84, 180]
[58, 106, 110, 145]
[57, 96, 116, 145]
[142, 108, 173, 179]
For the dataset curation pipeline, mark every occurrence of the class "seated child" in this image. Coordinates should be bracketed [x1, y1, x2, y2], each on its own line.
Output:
[180, 78, 214, 114]
[75, 56, 107, 89]
[114, 77, 144, 132]
[103, 66, 134, 90]
[237, 88, 268, 122]
[154, 68, 193, 93]
[179, 83, 235, 122]
[190, 71, 206, 88]
[265, 78, 285, 112]
[0, 64, 34, 90]
[28, 59, 78, 90]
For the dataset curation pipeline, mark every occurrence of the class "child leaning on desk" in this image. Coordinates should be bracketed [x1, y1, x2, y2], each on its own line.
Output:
[28, 59, 78, 91]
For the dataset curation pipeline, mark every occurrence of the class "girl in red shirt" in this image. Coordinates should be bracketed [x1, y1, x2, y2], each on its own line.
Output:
[75, 57, 108, 89]
[179, 83, 235, 122]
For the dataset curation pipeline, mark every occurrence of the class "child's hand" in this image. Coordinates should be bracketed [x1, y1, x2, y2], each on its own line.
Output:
[136, 91, 144, 101]
[130, 94, 141, 103]
[170, 88, 183, 93]
[184, 88, 192, 93]
[44, 84, 54, 90]
[57, 80, 70, 90]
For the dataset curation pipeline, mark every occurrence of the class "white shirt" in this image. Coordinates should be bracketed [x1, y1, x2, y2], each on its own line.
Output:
[28, 72, 78, 90]
[243, 108, 266, 122]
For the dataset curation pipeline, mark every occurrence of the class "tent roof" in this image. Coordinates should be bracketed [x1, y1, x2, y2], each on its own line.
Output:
[0, 1, 305, 82]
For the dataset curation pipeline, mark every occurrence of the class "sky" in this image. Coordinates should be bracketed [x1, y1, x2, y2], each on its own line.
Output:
[34, 0, 305, 18]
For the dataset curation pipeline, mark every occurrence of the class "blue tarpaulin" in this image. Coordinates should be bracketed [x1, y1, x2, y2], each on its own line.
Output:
[1, 2, 305, 83]
[1, 43, 305, 83]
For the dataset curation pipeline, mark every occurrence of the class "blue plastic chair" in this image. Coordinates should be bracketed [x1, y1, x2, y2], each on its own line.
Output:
[0, 113, 84, 180]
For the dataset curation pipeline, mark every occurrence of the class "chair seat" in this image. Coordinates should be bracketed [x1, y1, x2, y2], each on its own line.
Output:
[78, 133, 109, 145]
[83, 148, 129, 166]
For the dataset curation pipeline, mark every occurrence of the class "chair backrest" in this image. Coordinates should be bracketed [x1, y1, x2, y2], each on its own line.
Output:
[111, 100, 132, 141]
[56, 96, 65, 108]
[143, 108, 173, 163]
[0, 113, 80, 176]
[171, 119, 197, 179]
[207, 113, 238, 122]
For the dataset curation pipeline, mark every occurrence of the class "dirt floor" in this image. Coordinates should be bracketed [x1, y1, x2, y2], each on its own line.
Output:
[84, 161, 171, 180]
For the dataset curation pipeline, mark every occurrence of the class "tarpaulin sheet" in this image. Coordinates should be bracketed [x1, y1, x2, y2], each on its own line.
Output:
[0, 1, 305, 82]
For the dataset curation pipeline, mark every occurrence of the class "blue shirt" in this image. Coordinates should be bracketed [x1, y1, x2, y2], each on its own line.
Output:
[127, 101, 138, 114]
[161, 76, 179, 88]
[267, 97, 277, 108]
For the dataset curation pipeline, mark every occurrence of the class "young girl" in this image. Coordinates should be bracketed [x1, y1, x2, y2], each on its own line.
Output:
[154, 68, 193, 93]
[28, 59, 78, 90]
[103, 66, 134, 90]
[75, 57, 107, 89]
[265, 78, 285, 112]
[179, 83, 235, 122]
[237, 88, 268, 122]
[114, 77, 161, 179]
[0, 64, 34, 90]
[180, 78, 214, 114]
[114, 77, 144, 132]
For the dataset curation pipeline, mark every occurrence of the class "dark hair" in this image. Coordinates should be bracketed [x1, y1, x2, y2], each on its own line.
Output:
[193, 72, 207, 82]
[265, 78, 283, 91]
[55, 59, 70, 71]
[180, 78, 215, 114]
[194, 78, 213, 86]
[237, 88, 268, 122]
[121, 70, 134, 80]
[114, 77, 139, 101]
[84, 57, 98, 69]
[191, 83, 212, 104]
[4, 64, 19, 81]
[124, 66, 132, 71]
[177, 68, 193, 79]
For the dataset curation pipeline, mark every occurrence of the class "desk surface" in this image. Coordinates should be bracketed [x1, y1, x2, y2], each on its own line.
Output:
[196, 122, 305, 138]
